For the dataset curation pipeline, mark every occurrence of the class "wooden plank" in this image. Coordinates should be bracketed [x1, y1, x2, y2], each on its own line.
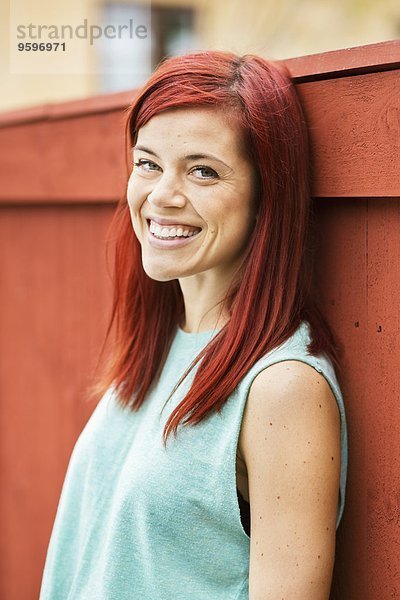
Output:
[283, 40, 400, 82]
[298, 69, 400, 198]
[0, 90, 136, 128]
[0, 111, 129, 203]
[314, 196, 400, 597]
[0, 203, 114, 599]
[313, 198, 369, 598]
[365, 198, 400, 597]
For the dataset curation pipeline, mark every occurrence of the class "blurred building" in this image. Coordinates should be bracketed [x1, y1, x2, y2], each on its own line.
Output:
[1, 0, 400, 113]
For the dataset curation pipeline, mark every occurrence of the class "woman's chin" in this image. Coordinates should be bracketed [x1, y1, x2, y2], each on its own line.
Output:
[142, 262, 180, 282]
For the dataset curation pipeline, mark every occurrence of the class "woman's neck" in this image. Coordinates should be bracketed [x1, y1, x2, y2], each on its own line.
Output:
[178, 272, 234, 333]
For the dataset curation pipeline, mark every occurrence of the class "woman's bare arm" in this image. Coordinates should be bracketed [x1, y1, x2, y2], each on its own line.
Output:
[241, 360, 341, 600]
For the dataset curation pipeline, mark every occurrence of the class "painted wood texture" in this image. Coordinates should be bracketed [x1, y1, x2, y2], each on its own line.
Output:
[0, 205, 116, 599]
[0, 39, 399, 599]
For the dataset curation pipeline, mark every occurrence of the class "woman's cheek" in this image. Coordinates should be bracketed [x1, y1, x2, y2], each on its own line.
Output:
[126, 197, 140, 239]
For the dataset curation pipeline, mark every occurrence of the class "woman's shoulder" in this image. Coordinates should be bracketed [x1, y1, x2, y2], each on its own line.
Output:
[247, 358, 340, 425]
[235, 318, 345, 434]
[242, 358, 340, 454]
[238, 320, 335, 390]
[245, 319, 340, 419]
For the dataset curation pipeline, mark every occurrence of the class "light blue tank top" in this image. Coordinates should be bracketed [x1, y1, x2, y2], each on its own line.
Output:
[40, 320, 347, 600]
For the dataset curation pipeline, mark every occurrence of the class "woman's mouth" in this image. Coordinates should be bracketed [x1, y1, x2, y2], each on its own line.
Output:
[149, 219, 201, 239]
[146, 219, 202, 248]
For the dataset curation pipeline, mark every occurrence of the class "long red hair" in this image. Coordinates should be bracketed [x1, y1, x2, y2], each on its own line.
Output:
[89, 50, 342, 446]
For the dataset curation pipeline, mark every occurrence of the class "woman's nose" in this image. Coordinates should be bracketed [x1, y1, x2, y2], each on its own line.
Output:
[147, 174, 187, 209]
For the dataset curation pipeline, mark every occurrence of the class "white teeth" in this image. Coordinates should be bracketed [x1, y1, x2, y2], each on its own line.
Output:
[149, 220, 200, 239]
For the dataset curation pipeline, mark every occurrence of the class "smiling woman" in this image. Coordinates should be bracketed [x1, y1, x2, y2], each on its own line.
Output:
[39, 51, 348, 600]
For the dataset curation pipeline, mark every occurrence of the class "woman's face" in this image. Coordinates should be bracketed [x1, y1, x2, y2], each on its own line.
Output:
[127, 106, 258, 283]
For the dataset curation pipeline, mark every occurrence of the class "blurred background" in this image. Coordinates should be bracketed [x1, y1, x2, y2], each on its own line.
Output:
[1, 0, 400, 113]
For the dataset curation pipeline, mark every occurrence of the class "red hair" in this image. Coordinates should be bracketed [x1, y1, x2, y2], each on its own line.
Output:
[89, 50, 342, 446]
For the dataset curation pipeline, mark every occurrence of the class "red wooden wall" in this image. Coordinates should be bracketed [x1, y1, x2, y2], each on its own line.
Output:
[0, 40, 399, 599]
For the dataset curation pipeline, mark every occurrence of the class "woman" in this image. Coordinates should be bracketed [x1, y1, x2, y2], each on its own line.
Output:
[40, 51, 347, 599]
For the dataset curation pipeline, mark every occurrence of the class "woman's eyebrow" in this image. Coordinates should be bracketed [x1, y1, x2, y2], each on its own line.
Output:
[184, 153, 230, 168]
[133, 145, 231, 169]
[134, 145, 160, 158]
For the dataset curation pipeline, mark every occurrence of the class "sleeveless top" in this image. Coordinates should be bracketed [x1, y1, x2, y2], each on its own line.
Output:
[39, 320, 347, 600]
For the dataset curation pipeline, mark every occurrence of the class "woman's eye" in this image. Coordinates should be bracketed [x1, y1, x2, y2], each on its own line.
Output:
[133, 159, 160, 172]
[191, 166, 218, 180]
[132, 160, 217, 180]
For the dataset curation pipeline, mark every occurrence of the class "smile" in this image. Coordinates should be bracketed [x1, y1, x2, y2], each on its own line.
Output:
[146, 219, 202, 248]
[149, 219, 201, 239]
